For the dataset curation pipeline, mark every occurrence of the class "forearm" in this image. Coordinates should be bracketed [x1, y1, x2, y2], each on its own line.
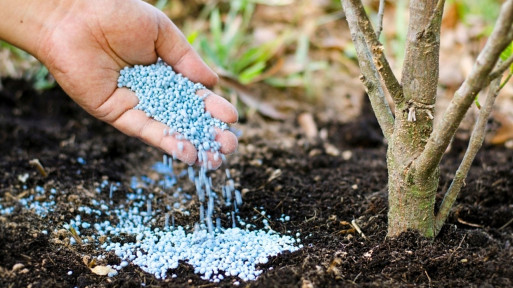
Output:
[0, 0, 74, 58]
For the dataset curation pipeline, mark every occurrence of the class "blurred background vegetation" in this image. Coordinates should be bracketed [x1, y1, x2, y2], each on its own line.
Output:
[0, 0, 510, 131]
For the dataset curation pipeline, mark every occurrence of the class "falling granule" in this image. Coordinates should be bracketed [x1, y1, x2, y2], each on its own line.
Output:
[121, 61, 292, 281]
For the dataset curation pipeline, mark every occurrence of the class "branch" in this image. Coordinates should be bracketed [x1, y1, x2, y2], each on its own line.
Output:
[423, 0, 446, 33]
[434, 78, 501, 235]
[341, 0, 395, 140]
[415, 0, 513, 179]
[402, 0, 445, 107]
[343, 0, 404, 105]
[375, 0, 385, 39]
[433, 0, 446, 24]
[489, 53, 513, 80]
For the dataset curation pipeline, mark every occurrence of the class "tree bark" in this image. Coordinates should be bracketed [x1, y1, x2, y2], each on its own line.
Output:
[387, 150, 438, 237]
[415, 0, 513, 180]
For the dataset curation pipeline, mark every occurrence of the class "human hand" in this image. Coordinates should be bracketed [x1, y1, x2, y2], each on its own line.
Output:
[3, 0, 238, 168]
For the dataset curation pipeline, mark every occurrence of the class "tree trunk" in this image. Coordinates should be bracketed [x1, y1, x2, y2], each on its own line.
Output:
[386, 0, 442, 237]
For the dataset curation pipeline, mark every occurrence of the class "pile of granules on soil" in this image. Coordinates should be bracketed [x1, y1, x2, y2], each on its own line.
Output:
[0, 160, 301, 282]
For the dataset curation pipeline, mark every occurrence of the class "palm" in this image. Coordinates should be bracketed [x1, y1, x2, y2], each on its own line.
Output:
[38, 0, 237, 167]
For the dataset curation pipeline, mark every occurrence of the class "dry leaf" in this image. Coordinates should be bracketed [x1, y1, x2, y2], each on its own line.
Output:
[90, 265, 116, 276]
[490, 113, 513, 145]
[327, 257, 343, 279]
[442, 1, 461, 30]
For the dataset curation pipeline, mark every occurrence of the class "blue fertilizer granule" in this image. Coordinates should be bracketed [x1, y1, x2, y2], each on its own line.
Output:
[117, 60, 228, 155]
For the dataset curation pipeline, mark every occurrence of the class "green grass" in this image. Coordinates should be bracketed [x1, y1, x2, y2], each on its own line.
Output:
[0, 41, 54, 90]
[189, 0, 284, 85]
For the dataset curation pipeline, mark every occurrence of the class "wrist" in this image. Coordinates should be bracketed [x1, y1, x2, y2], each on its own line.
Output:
[0, 0, 75, 59]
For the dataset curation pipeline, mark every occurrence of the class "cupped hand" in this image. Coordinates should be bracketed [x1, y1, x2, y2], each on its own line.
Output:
[36, 0, 238, 168]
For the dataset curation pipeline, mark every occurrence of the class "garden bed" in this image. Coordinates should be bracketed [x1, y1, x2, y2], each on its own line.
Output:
[0, 79, 512, 287]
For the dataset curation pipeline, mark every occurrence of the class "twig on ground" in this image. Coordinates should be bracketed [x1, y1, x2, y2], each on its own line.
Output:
[29, 159, 47, 177]
[353, 272, 362, 283]
[424, 269, 432, 286]
[253, 208, 274, 230]
[499, 217, 513, 230]
[304, 209, 317, 223]
[351, 219, 367, 240]
[69, 226, 83, 245]
[456, 217, 483, 228]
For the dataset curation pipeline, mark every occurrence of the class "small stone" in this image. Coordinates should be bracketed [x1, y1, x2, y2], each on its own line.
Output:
[12, 263, 24, 272]
[342, 150, 352, 160]
[324, 143, 340, 156]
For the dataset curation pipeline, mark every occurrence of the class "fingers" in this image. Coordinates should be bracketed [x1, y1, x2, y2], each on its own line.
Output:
[106, 89, 198, 165]
[196, 128, 238, 169]
[197, 89, 238, 124]
[195, 89, 238, 169]
[155, 13, 218, 87]
[102, 86, 238, 168]
[92, 86, 138, 122]
[215, 128, 238, 155]
[115, 109, 199, 165]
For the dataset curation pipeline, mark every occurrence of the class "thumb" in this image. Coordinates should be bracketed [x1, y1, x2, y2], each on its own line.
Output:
[155, 12, 218, 87]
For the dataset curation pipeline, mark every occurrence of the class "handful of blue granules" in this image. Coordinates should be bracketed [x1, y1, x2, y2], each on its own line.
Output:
[117, 59, 228, 156]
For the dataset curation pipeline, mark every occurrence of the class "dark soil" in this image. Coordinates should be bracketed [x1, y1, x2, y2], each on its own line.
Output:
[0, 79, 512, 287]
